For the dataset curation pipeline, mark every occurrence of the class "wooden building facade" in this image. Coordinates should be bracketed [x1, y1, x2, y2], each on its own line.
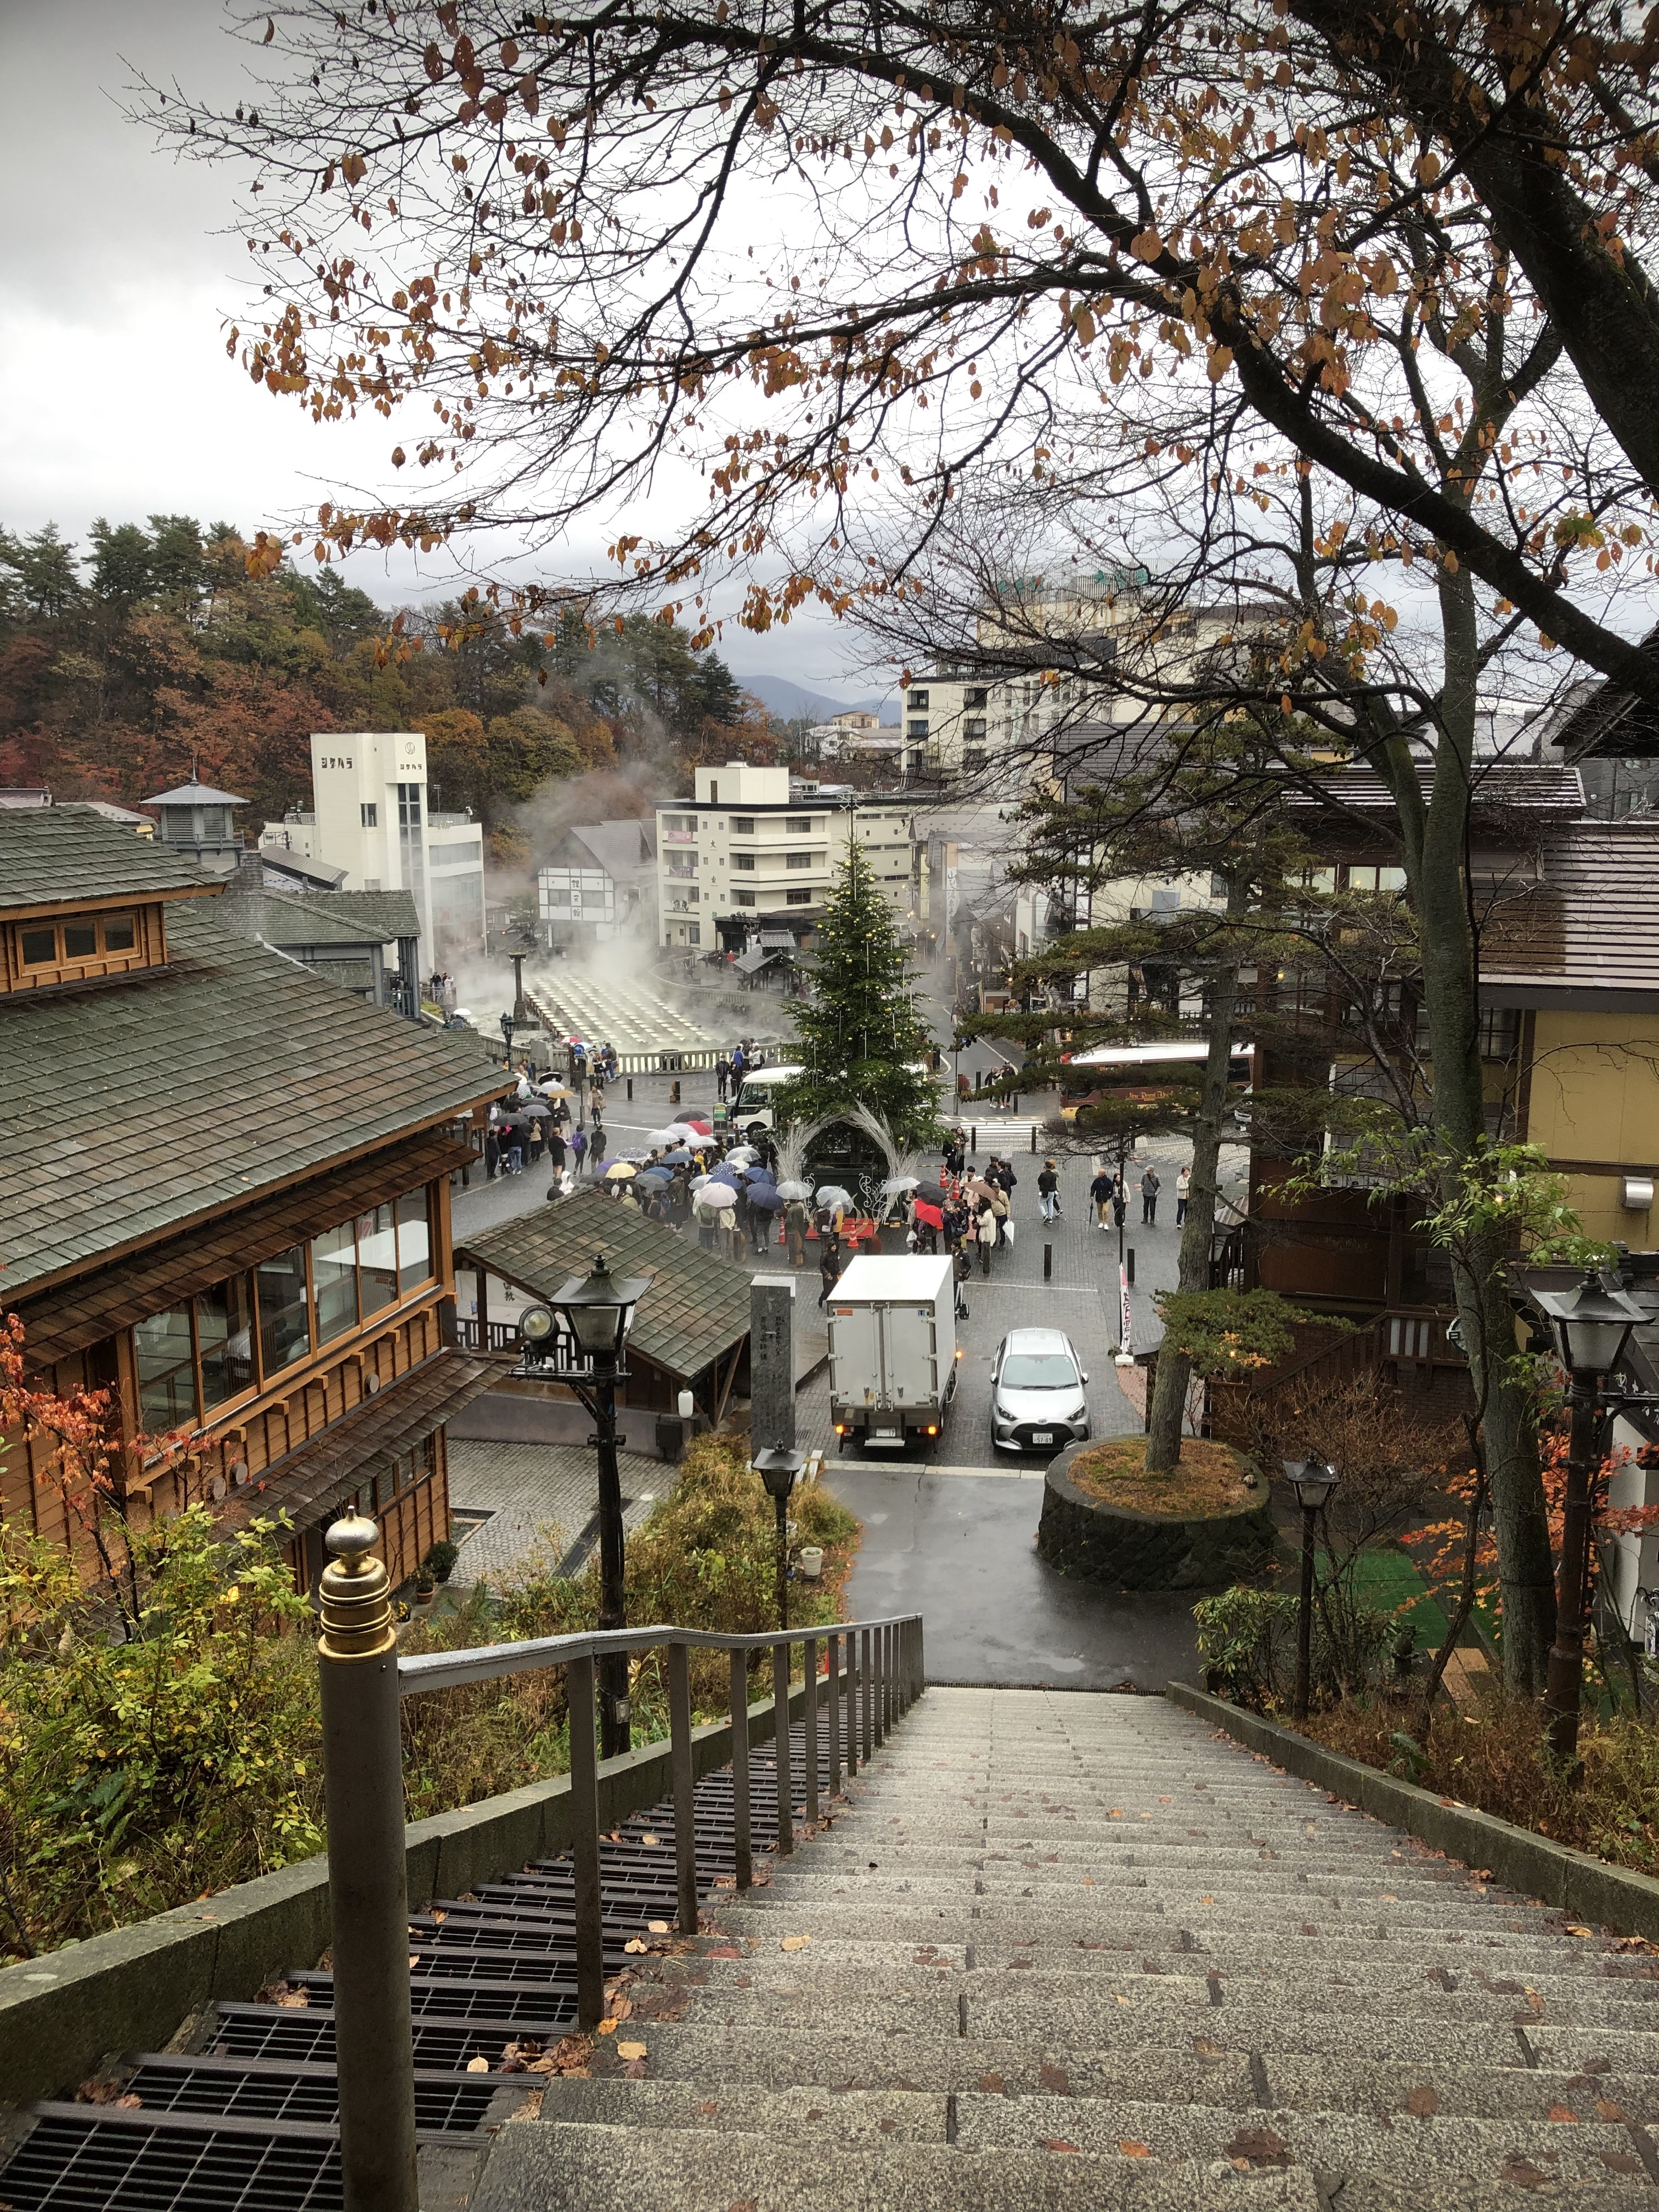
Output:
[1, 807, 507, 1593]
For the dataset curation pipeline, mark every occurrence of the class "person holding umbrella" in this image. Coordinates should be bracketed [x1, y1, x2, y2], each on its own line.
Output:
[590, 1119, 607, 1173]
[571, 1125, 588, 1176]
[546, 1124, 567, 1176]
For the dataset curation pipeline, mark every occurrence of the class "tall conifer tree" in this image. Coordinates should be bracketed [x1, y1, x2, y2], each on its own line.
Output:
[777, 843, 938, 1148]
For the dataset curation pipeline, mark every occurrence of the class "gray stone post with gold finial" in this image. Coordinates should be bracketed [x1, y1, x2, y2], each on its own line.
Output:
[317, 1509, 419, 2212]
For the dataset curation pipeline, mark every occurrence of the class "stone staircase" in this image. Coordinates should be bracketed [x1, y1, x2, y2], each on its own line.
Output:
[472, 1685, 1659, 2210]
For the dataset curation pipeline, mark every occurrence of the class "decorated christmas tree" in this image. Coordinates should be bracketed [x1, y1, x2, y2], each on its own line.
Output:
[776, 842, 939, 1148]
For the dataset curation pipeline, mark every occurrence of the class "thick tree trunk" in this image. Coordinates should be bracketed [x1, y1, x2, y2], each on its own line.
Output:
[1146, 879, 1246, 1473]
[1395, 568, 1554, 1694]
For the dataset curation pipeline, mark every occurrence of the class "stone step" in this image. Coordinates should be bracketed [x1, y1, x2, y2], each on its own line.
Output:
[654, 1954, 1659, 2033]
[668, 1983, 1545, 2067]
[762, 1872, 1564, 1926]
[955, 2086, 1653, 2187]
[690, 1930, 1659, 2007]
[538, 2075, 1652, 2189]
[710, 1904, 1641, 1979]
[595, 2018, 1659, 2125]
[471, 2117, 1331, 2211]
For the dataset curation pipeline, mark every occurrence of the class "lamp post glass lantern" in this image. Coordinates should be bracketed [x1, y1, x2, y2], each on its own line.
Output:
[1283, 1453, 1338, 1722]
[754, 1447, 804, 1631]
[519, 1251, 651, 1758]
[1530, 1269, 1646, 1768]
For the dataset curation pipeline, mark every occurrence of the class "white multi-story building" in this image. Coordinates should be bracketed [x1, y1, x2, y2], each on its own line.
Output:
[903, 575, 1276, 791]
[258, 731, 486, 964]
[655, 762, 915, 951]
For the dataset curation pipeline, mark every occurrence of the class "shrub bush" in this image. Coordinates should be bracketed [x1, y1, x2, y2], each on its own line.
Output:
[1193, 1581, 1395, 1710]
[0, 1434, 863, 1954]
[1303, 1695, 1659, 1875]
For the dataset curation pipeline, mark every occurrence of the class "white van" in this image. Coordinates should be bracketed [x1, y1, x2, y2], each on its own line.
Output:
[730, 1063, 804, 1133]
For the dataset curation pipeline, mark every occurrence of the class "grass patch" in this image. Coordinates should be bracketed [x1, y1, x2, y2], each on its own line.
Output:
[1066, 1435, 1261, 1517]
[1343, 1545, 1450, 1649]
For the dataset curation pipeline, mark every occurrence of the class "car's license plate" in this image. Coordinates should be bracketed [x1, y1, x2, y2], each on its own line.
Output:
[1031, 1430, 1054, 1444]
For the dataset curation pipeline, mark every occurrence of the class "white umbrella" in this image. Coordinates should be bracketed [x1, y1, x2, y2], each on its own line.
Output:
[724, 1144, 760, 1166]
[882, 1173, 922, 1195]
[697, 1186, 738, 1212]
[776, 1180, 812, 1201]
[816, 1184, 855, 1210]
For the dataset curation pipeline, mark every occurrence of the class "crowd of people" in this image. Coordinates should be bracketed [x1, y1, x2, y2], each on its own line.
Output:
[481, 1049, 618, 1180]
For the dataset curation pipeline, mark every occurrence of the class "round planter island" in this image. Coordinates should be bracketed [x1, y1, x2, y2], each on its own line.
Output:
[1037, 1436, 1277, 1590]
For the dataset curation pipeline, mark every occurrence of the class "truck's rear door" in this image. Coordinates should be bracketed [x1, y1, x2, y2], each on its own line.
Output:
[828, 1301, 883, 1410]
[885, 1301, 940, 1412]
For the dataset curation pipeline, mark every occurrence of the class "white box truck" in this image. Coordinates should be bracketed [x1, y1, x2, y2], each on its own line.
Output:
[826, 1254, 958, 1452]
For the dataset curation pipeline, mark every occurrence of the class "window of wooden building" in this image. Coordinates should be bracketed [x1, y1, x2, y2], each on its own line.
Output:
[9, 907, 154, 991]
[127, 1187, 436, 1435]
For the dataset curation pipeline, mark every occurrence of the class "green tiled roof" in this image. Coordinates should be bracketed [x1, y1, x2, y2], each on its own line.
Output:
[458, 1187, 752, 1381]
[0, 805, 215, 911]
[0, 901, 509, 1299]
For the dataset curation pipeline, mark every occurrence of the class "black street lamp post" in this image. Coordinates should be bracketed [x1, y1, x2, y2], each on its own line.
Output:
[1283, 1453, 1339, 1721]
[1530, 1269, 1646, 1768]
[516, 1252, 651, 1757]
[754, 1447, 804, 1630]
[500, 1010, 515, 1068]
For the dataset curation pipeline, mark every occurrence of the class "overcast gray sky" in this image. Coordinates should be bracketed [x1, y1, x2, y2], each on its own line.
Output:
[0, 0, 881, 700]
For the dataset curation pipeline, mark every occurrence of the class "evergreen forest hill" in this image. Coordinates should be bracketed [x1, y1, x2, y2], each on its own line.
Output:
[0, 518, 775, 858]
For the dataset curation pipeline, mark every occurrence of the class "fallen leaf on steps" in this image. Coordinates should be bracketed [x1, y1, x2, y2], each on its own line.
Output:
[1405, 2086, 1439, 2117]
[781, 1934, 811, 1952]
[1596, 2097, 1629, 2121]
[642, 1833, 660, 1847]
[1226, 2126, 1289, 2169]
[466, 2057, 490, 2074]
[649, 1920, 670, 1933]
[1547, 2105, 1580, 2123]
[616, 2041, 647, 2060]
[1042, 2139, 1081, 2153]
[1118, 2140, 1152, 2157]
[508, 2091, 544, 2121]
[625, 1938, 648, 1954]
[596, 2019, 617, 2035]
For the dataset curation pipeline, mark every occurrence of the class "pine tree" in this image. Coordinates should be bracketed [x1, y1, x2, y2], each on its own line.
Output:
[777, 843, 939, 1147]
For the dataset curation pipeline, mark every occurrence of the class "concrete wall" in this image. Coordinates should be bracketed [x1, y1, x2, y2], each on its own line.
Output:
[0, 1682, 810, 2109]
[1525, 1008, 1659, 1243]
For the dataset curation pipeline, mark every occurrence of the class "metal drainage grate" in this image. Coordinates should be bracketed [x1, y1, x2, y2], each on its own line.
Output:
[0, 1703, 861, 2212]
[123, 2058, 503, 2134]
[0, 2109, 343, 2212]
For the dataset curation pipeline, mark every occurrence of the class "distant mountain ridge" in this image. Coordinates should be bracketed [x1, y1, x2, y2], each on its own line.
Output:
[728, 670, 895, 723]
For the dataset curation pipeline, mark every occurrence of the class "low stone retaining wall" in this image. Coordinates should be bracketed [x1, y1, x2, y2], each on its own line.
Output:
[1169, 1681, 1659, 1940]
[1037, 1441, 1276, 1589]
[0, 1681, 809, 2110]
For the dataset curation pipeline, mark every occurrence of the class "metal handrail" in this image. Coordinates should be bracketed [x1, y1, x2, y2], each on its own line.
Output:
[397, 1613, 924, 1695]
[314, 1514, 925, 2212]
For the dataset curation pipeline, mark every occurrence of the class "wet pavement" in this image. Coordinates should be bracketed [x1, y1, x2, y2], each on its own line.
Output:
[827, 1462, 1203, 1691]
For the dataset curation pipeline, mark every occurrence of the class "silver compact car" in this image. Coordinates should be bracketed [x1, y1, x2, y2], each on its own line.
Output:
[991, 1327, 1090, 1453]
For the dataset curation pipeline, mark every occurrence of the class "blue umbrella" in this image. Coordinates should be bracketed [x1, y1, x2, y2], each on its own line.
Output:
[635, 1165, 673, 1186]
[744, 1165, 777, 1184]
[747, 1184, 786, 1212]
[661, 1147, 695, 1164]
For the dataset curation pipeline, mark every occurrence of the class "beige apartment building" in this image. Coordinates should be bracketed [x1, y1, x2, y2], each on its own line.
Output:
[656, 764, 915, 951]
[905, 576, 1275, 789]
